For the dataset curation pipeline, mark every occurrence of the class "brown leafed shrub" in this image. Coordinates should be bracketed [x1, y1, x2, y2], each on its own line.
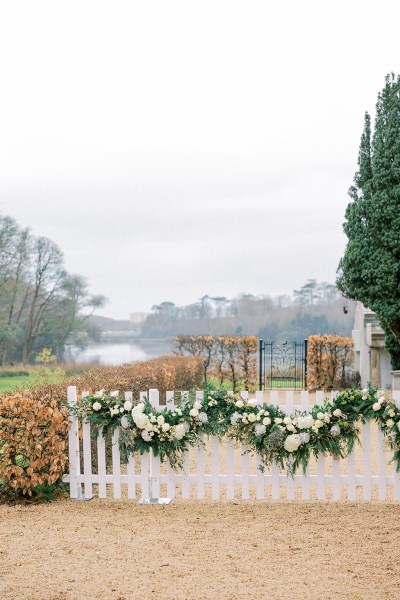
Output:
[307, 334, 354, 391]
[0, 391, 69, 495]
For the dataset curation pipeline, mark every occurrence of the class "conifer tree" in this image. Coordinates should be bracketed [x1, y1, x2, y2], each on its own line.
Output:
[337, 74, 400, 368]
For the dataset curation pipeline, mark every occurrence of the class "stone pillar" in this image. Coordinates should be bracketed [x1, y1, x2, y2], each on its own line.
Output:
[370, 346, 381, 388]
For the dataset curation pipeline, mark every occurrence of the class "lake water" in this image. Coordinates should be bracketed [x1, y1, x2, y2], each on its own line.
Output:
[66, 340, 173, 366]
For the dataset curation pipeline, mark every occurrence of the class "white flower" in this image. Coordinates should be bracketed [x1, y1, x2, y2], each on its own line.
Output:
[324, 414, 331, 424]
[330, 424, 340, 437]
[132, 413, 149, 429]
[150, 415, 157, 423]
[297, 414, 314, 429]
[317, 412, 325, 421]
[94, 390, 104, 398]
[286, 424, 296, 432]
[183, 421, 190, 433]
[123, 400, 132, 412]
[314, 419, 323, 429]
[242, 418, 248, 424]
[190, 408, 199, 417]
[284, 434, 302, 453]
[333, 409, 342, 417]
[197, 412, 208, 423]
[248, 413, 256, 423]
[161, 422, 171, 432]
[92, 401, 102, 411]
[274, 418, 283, 424]
[254, 424, 266, 436]
[283, 417, 292, 425]
[299, 432, 310, 444]
[388, 409, 396, 417]
[110, 390, 119, 397]
[230, 412, 241, 425]
[398, 422, 400, 431]
[157, 415, 165, 425]
[248, 399, 257, 407]
[262, 417, 271, 426]
[193, 401, 202, 410]
[120, 415, 130, 429]
[177, 409, 183, 416]
[372, 402, 382, 412]
[386, 419, 395, 428]
[362, 388, 368, 394]
[141, 430, 152, 442]
[110, 406, 120, 416]
[235, 400, 244, 408]
[173, 423, 186, 440]
[132, 403, 145, 415]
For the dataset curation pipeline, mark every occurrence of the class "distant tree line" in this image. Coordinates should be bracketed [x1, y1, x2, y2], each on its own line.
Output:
[0, 214, 105, 364]
[140, 280, 355, 341]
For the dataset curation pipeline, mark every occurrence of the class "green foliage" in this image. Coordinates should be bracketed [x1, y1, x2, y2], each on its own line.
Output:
[338, 74, 400, 368]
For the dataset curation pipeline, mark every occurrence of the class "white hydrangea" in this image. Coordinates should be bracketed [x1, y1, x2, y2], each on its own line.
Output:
[297, 414, 314, 429]
[330, 424, 340, 437]
[254, 424, 266, 436]
[194, 401, 202, 410]
[123, 400, 133, 411]
[132, 412, 149, 429]
[120, 415, 130, 429]
[132, 403, 145, 415]
[162, 422, 171, 432]
[284, 434, 302, 453]
[230, 412, 241, 425]
[299, 432, 310, 444]
[157, 415, 165, 425]
[141, 430, 152, 442]
[197, 412, 208, 424]
[173, 423, 186, 440]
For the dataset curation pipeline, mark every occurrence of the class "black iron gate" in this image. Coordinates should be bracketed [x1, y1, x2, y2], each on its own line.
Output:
[258, 339, 308, 390]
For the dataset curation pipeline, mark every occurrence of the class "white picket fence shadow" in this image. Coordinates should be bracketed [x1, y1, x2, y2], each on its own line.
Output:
[64, 386, 400, 502]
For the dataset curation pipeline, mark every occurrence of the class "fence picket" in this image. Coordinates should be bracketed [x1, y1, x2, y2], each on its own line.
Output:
[378, 427, 387, 501]
[211, 436, 220, 500]
[67, 386, 81, 499]
[196, 436, 205, 500]
[112, 428, 122, 499]
[241, 445, 250, 500]
[362, 421, 372, 500]
[82, 421, 93, 500]
[97, 428, 107, 499]
[226, 439, 235, 500]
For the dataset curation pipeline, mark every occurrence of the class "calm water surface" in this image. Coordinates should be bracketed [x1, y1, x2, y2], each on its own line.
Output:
[67, 340, 173, 366]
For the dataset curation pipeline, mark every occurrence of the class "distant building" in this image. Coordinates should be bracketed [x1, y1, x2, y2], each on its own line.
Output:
[352, 302, 392, 390]
[129, 312, 149, 325]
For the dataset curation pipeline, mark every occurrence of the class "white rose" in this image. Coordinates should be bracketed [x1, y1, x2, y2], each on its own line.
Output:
[235, 400, 244, 408]
[397, 423, 400, 431]
[110, 390, 119, 397]
[157, 415, 165, 425]
[242, 419, 248, 424]
[314, 420, 323, 429]
[386, 419, 395, 428]
[123, 400, 132, 412]
[92, 401, 102, 411]
[286, 424, 296, 432]
[283, 417, 292, 425]
[162, 422, 171, 432]
[324, 414, 331, 423]
[274, 418, 283, 424]
[372, 402, 382, 412]
[284, 434, 301, 453]
[388, 409, 395, 417]
[248, 413, 256, 423]
[120, 415, 130, 429]
[317, 412, 325, 420]
[190, 408, 199, 417]
[333, 409, 342, 417]
[248, 399, 257, 407]
[193, 401, 202, 410]
[132, 403, 145, 415]
[297, 414, 314, 429]
[263, 417, 271, 426]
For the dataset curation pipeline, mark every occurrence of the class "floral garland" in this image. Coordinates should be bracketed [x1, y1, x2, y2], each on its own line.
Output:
[71, 386, 400, 474]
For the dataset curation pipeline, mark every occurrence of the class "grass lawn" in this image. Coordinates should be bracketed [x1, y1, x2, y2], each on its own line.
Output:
[0, 375, 32, 392]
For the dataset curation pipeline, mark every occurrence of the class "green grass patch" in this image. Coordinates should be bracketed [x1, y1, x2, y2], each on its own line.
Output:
[0, 375, 32, 392]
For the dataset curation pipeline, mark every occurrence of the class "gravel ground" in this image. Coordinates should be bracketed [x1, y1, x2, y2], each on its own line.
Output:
[1, 498, 400, 599]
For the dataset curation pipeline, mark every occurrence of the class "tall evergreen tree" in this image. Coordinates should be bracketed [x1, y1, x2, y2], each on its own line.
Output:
[337, 74, 400, 368]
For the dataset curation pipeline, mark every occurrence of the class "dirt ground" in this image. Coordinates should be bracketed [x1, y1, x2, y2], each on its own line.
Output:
[1, 499, 400, 600]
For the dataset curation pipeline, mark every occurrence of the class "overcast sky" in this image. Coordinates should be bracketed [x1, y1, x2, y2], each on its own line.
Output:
[0, 1, 398, 319]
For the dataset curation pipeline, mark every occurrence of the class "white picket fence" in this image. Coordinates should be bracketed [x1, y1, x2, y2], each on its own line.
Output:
[64, 386, 400, 502]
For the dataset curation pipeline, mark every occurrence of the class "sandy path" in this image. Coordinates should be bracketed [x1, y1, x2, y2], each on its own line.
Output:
[1, 499, 400, 600]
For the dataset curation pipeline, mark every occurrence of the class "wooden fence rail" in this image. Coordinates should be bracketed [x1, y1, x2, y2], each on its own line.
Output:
[64, 387, 400, 502]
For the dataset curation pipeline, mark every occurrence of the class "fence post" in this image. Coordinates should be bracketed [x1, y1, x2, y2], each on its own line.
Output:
[258, 339, 263, 391]
[67, 386, 82, 499]
[304, 338, 308, 389]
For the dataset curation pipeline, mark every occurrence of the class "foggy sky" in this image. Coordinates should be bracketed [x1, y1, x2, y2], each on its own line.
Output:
[1, 1, 399, 319]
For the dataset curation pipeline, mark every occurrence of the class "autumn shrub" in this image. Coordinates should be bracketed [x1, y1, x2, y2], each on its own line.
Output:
[307, 334, 354, 391]
[0, 390, 69, 496]
[174, 335, 259, 391]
